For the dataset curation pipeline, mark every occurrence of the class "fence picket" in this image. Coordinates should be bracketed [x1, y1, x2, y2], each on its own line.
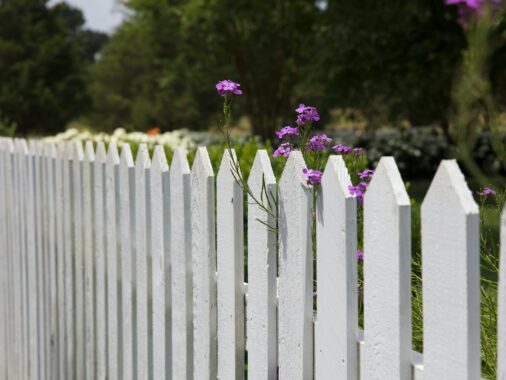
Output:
[499, 207, 506, 380]
[315, 155, 358, 379]
[83, 142, 95, 380]
[150, 146, 170, 380]
[170, 147, 193, 380]
[422, 160, 480, 379]
[278, 151, 313, 380]
[93, 142, 107, 380]
[44, 142, 58, 378]
[106, 142, 120, 380]
[191, 147, 217, 380]
[0, 140, 6, 379]
[63, 142, 75, 379]
[55, 142, 67, 379]
[217, 149, 245, 380]
[363, 157, 411, 380]
[119, 143, 135, 380]
[246, 149, 277, 380]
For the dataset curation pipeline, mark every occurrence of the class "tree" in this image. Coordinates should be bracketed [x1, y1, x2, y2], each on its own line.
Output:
[0, 0, 107, 135]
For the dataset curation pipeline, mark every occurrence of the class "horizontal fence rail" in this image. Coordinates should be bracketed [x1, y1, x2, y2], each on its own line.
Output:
[0, 137, 498, 379]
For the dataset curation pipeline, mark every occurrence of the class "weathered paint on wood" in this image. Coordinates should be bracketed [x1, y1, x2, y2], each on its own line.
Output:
[363, 156, 411, 380]
[422, 160, 480, 379]
[170, 147, 193, 380]
[191, 147, 217, 380]
[119, 143, 135, 380]
[246, 150, 277, 380]
[217, 149, 245, 380]
[278, 151, 313, 380]
[315, 155, 358, 380]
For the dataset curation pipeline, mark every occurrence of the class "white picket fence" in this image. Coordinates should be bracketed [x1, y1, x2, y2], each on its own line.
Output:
[0, 137, 504, 379]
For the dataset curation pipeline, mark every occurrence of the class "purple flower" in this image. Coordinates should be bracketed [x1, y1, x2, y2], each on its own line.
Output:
[306, 134, 332, 151]
[478, 187, 496, 196]
[295, 104, 320, 126]
[216, 80, 242, 96]
[353, 147, 365, 155]
[356, 250, 364, 261]
[273, 142, 292, 158]
[348, 181, 369, 205]
[445, 0, 501, 25]
[358, 169, 375, 180]
[275, 126, 300, 139]
[303, 169, 322, 185]
[333, 144, 353, 155]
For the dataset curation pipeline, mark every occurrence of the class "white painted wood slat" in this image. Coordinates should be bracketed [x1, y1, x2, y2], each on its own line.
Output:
[170, 147, 193, 380]
[191, 147, 217, 380]
[278, 151, 313, 380]
[150, 146, 169, 380]
[246, 149, 277, 380]
[217, 149, 245, 380]
[499, 206, 506, 380]
[315, 155, 358, 379]
[119, 143, 135, 380]
[106, 142, 120, 380]
[83, 142, 95, 380]
[135, 144, 151, 380]
[422, 160, 480, 379]
[363, 156, 411, 380]
[94, 142, 107, 380]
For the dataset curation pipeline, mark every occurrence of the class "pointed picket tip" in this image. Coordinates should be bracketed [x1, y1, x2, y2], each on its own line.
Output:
[151, 145, 169, 173]
[192, 146, 214, 178]
[217, 149, 239, 183]
[366, 156, 409, 206]
[135, 143, 151, 172]
[95, 141, 107, 163]
[170, 147, 190, 177]
[247, 149, 275, 188]
[72, 140, 84, 161]
[56, 141, 66, 158]
[18, 139, 29, 155]
[84, 141, 95, 163]
[321, 155, 353, 198]
[279, 150, 307, 189]
[106, 141, 120, 165]
[423, 159, 478, 215]
[120, 143, 134, 167]
[4, 138, 14, 153]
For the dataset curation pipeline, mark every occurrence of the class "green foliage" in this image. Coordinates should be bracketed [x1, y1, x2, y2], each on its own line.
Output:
[0, 0, 108, 135]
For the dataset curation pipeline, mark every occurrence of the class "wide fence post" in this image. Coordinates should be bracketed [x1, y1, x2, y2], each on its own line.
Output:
[217, 149, 245, 380]
[315, 155, 358, 379]
[278, 151, 313, 380]
[170, 147, 193, 380]
[422, 159, 480, 379]
[119, 143, 135, 380]
[246, 149, 277, 380]
[191, 147, 217, 380]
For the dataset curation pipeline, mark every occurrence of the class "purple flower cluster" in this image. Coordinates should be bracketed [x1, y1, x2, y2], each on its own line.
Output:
[333, 144, 365, 156]
[306, 134, 332, 151]
[478, 187, 496, 196]
[348, 182, 369, 205]
[295, 104, 320, 126]
[216, 80, 242, 96]
[356, 250, 364, 261]
[358, 169, 375, 179]
[276, 126, 299, 139]
[303, 169, 323, 185]
[273, 142, 292, 158]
